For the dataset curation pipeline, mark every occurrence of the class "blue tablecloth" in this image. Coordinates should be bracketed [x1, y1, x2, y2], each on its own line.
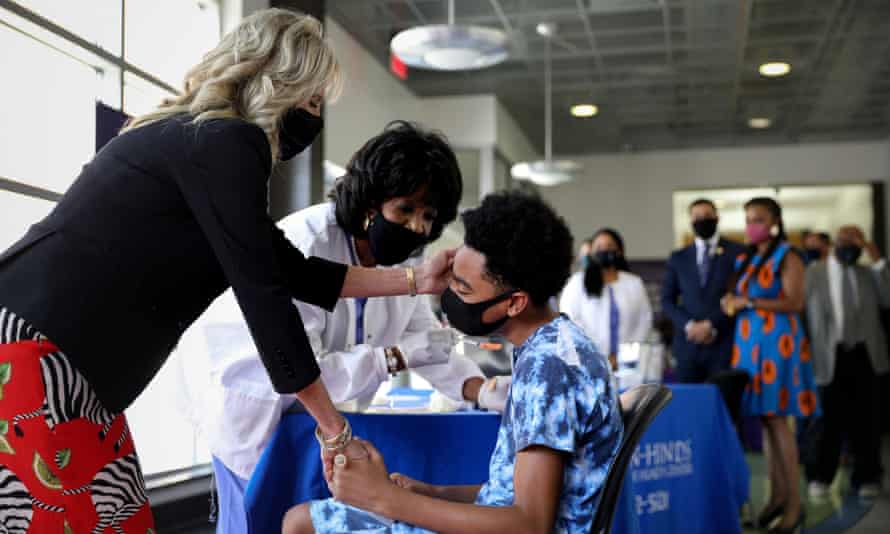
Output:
[244, 384, 748, 534]
[622, 384, 750, 533]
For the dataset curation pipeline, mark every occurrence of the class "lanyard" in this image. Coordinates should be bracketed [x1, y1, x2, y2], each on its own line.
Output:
[345, 231, 368, 345]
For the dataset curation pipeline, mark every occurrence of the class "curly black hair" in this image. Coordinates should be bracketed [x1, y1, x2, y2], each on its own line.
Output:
[328, 121, 462, 241]
[462, 190, 574, 307]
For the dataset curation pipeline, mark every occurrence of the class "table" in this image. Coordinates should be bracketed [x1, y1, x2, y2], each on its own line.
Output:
[244, 384, 748, 534]
[623, 384, 750, 533]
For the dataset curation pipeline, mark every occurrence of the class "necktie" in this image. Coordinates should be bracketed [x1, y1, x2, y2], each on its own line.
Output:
[841, 268, 862, 346]
[699, 243, 712, 287]
[608, 286, 620, 357]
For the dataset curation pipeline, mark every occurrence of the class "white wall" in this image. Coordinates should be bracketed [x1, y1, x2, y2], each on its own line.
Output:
[324, 18, 421, 166]
[540, 140, 890, 259]
[496, 100, 538, 165]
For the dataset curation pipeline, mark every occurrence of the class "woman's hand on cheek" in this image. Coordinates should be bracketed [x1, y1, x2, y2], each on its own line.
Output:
[418, 249, 456, 295]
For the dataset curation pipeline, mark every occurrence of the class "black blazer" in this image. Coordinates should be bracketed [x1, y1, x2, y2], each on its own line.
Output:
[0, 115, 346, 413]
[661, 238, 746, 366]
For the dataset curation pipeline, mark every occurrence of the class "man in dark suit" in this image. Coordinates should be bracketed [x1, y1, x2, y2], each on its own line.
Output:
[662, 199, 746, 383]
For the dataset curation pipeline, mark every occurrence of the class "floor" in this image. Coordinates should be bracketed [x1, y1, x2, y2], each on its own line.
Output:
[742, 437, 890, 533]
[182, 441, 890, 533]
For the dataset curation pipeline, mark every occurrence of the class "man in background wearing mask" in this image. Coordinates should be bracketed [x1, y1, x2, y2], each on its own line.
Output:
[661, 198, 746, 382]
[804, 225, 890, 499]
[803, 231, 832, 264]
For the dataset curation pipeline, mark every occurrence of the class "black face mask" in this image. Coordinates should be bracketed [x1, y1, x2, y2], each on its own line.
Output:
[441, 287, 514, 337]
[835, 245, 862, 266]
[692, 218, 718, 240]
[366, 212, 428, 266]
[594, 250, 621, 269]
[278, 108, 323, 161]
[804, 248, 822, 264]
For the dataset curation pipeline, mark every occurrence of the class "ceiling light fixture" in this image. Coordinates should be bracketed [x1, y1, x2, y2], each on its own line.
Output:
[748, 117, 773, 129]
[389, 0, 509, 71]
[511, 23, 582, 187]
[571, 104, 599, 118]
[758, 61, 791, 77]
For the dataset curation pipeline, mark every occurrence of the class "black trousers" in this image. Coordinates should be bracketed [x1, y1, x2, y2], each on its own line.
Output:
[805, 344, 883, 487]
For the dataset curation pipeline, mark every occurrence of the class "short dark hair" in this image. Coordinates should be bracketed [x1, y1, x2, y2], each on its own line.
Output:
[817, 232, 831, 244]
[689, 198, 717, 213]
[328, 121, 462, 241]
[462, 190, 573, 307]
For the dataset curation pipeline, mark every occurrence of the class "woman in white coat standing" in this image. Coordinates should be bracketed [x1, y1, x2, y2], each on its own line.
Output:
[560, 228, 653, 368]
[178, 122, 510, 533]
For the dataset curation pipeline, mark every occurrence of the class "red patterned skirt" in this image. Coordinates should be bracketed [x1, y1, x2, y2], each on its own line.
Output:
[0, 307, 156, 533]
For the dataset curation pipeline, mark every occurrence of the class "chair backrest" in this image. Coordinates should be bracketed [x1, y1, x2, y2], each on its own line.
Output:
[589, 384, 673, 534]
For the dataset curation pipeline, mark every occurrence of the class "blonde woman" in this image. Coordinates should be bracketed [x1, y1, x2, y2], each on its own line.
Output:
[0, 9, 450, 532]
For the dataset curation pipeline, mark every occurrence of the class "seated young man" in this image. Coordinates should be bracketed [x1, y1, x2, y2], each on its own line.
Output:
[283, 190, 624, 534]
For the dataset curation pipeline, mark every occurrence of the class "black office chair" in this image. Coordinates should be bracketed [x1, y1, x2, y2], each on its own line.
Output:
[589, 384, 673, 534]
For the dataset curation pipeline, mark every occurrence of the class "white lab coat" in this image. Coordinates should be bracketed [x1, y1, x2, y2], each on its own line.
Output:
[559, 270, 653, 355]
[177, 202, 484, 479]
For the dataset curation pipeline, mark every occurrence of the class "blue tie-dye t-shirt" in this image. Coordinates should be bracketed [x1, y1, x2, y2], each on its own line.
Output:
[475, 314, 623, 534]
[309, 315, 622, 534]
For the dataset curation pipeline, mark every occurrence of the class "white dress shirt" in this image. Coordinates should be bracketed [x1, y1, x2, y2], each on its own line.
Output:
[559, 270, 653, 355]
[695, 233, 721, 268]
[175, 203, 484, 479]
[826, 253, 886, 335]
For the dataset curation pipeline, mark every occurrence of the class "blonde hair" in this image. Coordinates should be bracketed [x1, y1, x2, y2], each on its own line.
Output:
[122, 8, 342, 159]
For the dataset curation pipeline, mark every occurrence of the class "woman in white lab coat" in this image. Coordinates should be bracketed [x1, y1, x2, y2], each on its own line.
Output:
[560, 228, 653, 368]
[177, 122, 509, 533]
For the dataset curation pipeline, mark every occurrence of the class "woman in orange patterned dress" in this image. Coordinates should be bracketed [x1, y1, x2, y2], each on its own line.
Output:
[722, 197, 819, 533]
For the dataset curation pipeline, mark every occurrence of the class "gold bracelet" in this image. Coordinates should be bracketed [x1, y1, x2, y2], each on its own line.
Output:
[406, 267, 417, 297]
[314, 419, 352, 451]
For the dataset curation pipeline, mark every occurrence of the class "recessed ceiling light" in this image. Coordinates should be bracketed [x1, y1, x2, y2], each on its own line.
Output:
[571, 104, 598, 118]
[536, 22, 556, 37]
[748, 117, 772, 129]
[758, 61, 791, 77]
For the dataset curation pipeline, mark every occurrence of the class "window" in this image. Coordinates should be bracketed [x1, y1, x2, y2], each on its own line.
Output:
[21, 0, 122, 54]
[1, 0, 221, 478]
[0, 189, 56, 252]
[0, 24, 97, 193]
[123, 71, 176, 117]
[125, 0, 221, 89]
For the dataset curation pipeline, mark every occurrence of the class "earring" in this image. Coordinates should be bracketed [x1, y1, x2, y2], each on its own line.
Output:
[770, 225, 780, 237]
[363, 215, 371, 231]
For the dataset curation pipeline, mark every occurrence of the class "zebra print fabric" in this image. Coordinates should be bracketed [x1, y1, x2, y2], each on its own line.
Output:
[0, 307, 42, 345]
[0, 306, 156, 533]
[0, 465, 34, 534]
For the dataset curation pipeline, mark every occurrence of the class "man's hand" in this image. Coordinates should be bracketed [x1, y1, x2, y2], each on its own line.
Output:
[851, 230, 882, 262]
[390, 473, 439, 498]
[416, 249, 456, 295]
[686, 320, 715, 345]
[331, 439, 395, 514]
[322, 439, 369, 487]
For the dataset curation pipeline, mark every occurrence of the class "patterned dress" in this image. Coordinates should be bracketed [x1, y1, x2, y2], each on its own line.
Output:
[0, 307, 155, 534]
[310, 315, 623, 534]
[731, 244, 820, 418]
